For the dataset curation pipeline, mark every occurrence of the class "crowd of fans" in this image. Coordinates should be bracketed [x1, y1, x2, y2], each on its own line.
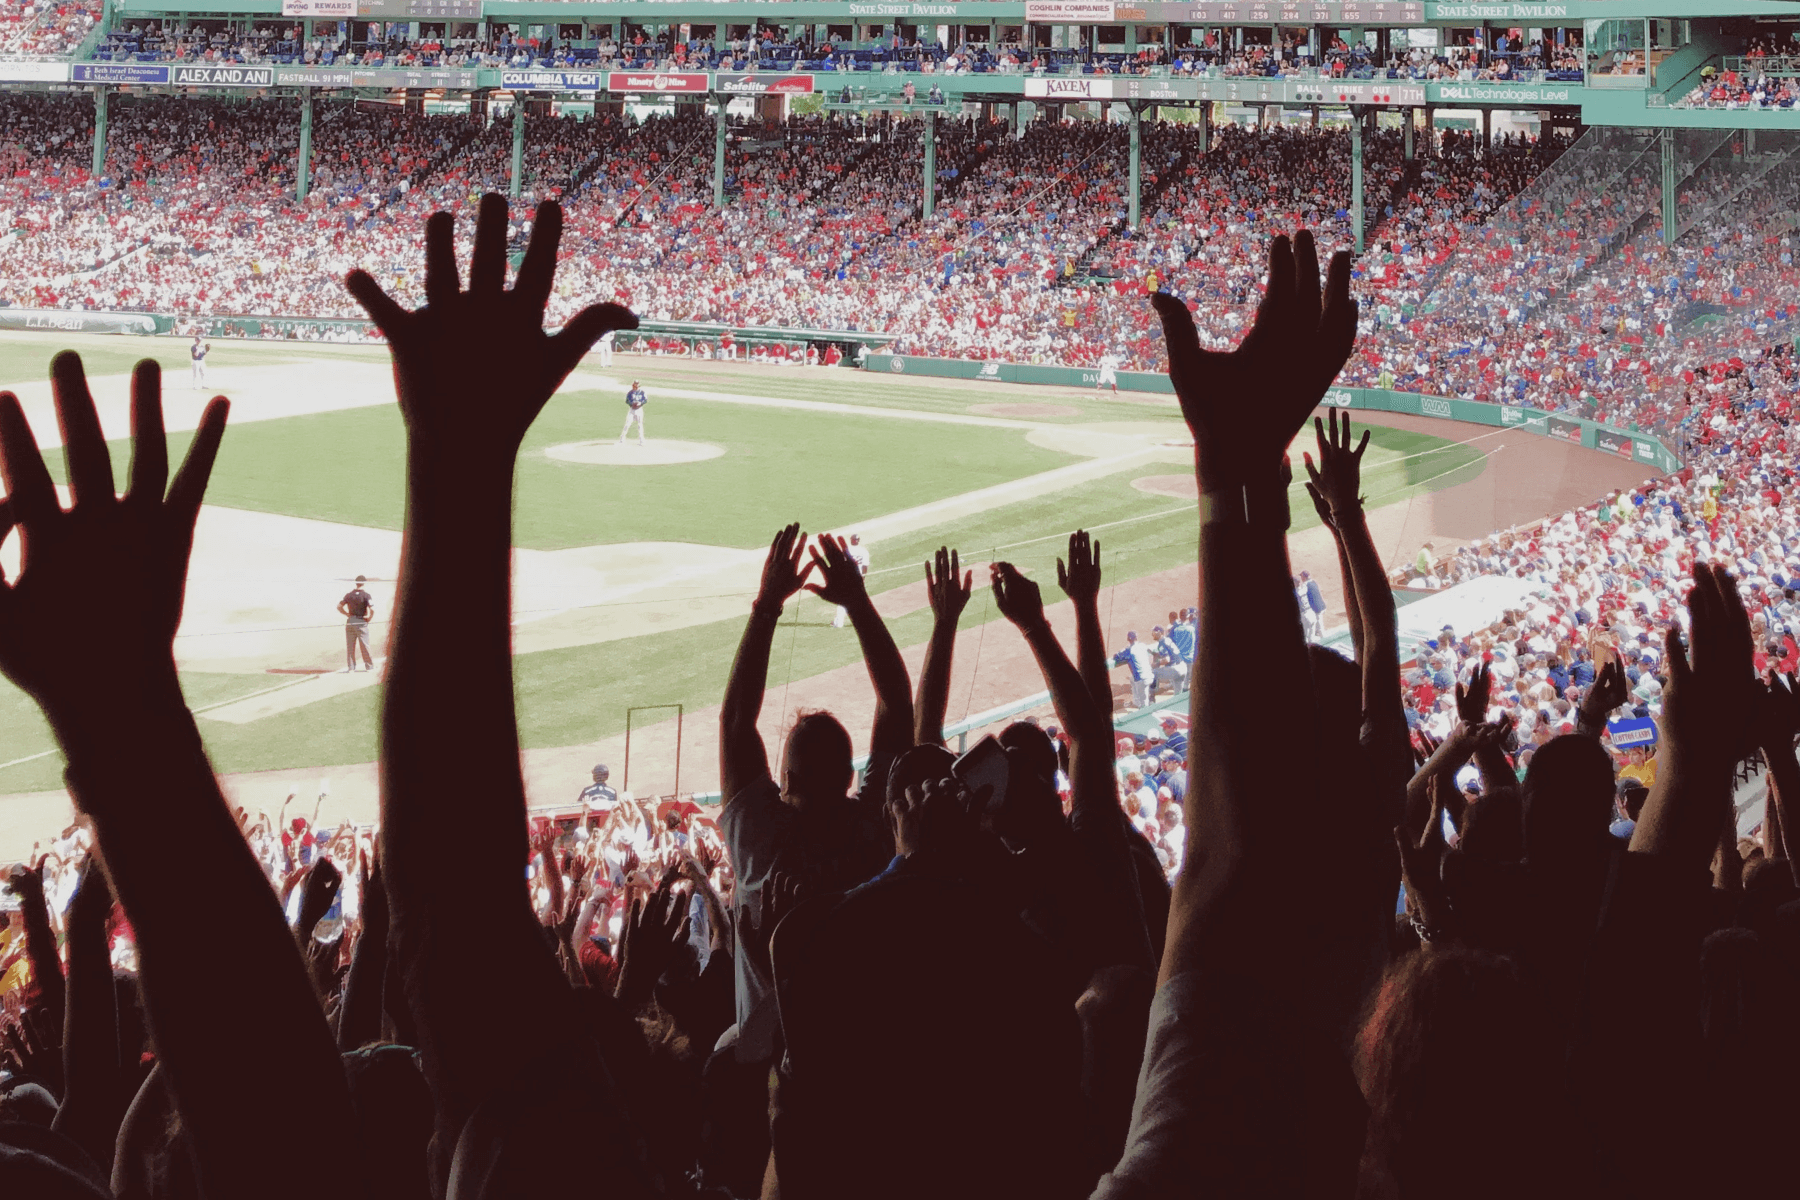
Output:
[7, 94, 1800, 446]
[0, 0, 99, 58]
[3, 207, 1796, 1200]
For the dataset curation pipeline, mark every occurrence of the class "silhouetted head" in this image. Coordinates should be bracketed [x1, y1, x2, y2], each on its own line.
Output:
[1521, 735, 1616, 873]
[1357, 946, 1575, 1200]
[782, 710, 854, 812]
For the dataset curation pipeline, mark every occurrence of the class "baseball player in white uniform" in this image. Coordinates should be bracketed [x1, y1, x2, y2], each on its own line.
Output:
[832, 533, 871, 628]
[596, 329, 615, 367]
[619, 381, 647, 445]
[1096, 352, 1120, 392]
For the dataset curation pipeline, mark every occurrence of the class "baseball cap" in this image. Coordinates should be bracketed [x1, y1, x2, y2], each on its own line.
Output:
[355, 575, 366, 584]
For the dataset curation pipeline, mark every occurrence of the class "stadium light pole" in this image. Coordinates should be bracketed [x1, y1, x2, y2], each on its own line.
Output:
[1350, 106, 1364, 255]
[91, 86, 107, 180]
[297, 88, 313, 203]
[1660, 128, 1677, 248]
[714, 98, 727, 210]
[922, 106, 936, 220]
[1127, 101, 1140, 230]
[510, 97, 525, 201]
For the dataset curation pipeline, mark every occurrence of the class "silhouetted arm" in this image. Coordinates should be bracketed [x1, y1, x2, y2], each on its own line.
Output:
[350, 194, 644, 1188]
[54, 860, 121, 1174]
[722, 523, 812, 805]
[810, 534, 914, 761]
[1058, 530, 1113, 718]
[915, 546, 971, 746]
[994, 562, 1152, 972]
[1630, 564, 1753, 875]
[0, 353, 355, 1200]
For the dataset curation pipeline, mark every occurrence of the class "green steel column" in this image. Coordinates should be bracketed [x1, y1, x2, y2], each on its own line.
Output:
[91, 86, 107, 179]
[1128, 102, 1140, 229]
[1198, 101, 1208, 157]
[297, 88, 313, 202]
[510, 99, 525, 200]
[922, 107, 936, 219]
[1350, 108, 1364, 253]
[1660, 129, 1676, 248]
[1403, 107, 1413, 161]
[713, 101, 727, 209]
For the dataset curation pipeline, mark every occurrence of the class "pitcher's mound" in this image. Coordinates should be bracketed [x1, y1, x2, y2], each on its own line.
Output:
[545, 440, 726, 466]
[1131, 474, 1199, 499]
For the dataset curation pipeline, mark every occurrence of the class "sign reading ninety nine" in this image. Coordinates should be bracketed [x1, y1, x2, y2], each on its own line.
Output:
[608, 72, 709, 94]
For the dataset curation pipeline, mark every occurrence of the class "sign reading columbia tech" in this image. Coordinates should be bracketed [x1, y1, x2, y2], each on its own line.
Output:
[72, 63, 275, 86]
[608, 72, 708, 94]
[503, 70, 604, 91]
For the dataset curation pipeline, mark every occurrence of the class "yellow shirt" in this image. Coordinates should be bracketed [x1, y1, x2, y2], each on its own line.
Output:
[1619, 759, 1657, 787]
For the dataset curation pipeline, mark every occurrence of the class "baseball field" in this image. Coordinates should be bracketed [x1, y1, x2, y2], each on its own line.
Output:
[1, 325, 1638, 855]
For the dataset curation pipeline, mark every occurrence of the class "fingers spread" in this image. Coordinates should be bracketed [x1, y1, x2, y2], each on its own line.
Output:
[1150, 291, 1203, 391]
[469, 192, 510, 295]
[51, 351, 115, 508]
[167, 397, 230, 524]
[0, 391, 60, 531]
[424, 210, 460, 308]
[127, 359, 168, 504]
[1292, 229, 1322, 322]
[345, 270, 409, 335]
[514, 200, 564, 314]
[549, 303, 639, 381]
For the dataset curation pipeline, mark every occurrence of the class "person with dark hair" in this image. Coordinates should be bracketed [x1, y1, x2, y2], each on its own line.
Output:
[716, 524, 911, 1069]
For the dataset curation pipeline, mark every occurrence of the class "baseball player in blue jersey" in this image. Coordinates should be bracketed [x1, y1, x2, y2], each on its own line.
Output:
[1111, 630, 1154, 709]
[618, 380, 647, 445]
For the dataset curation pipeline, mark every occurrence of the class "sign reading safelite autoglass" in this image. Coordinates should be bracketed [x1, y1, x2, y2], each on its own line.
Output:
[607, 72, 708, 94]
[715, 73, 816, 95]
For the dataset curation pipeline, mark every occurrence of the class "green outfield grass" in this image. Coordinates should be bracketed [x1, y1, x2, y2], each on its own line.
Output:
[0, 334, 1487, 792]
[46, 387, 1081, 551]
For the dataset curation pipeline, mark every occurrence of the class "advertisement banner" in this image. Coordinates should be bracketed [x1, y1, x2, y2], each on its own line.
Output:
[0, 62, 69, 83]
[1430, 82, 1576, 106]
[1593, 429, 1636, 461]
[1427, 2, 1569, 20]
[282, 65, 476, 88]
[72, 63, 170, 84]
[715, 72, 816, 95]
[1545, 415, 1585, 446]
[171, 65, 276, 87]
[607, 72, 708, 94]
[1606, 717, 1657, 748]
[503, 70, 603, 92]
[1025, 1, 1117, 19]
[0, 309, 163, 335]
[847, 1, 964, 15]
[1025, 77, 1114, 100]
[282, 0, 355, 14]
